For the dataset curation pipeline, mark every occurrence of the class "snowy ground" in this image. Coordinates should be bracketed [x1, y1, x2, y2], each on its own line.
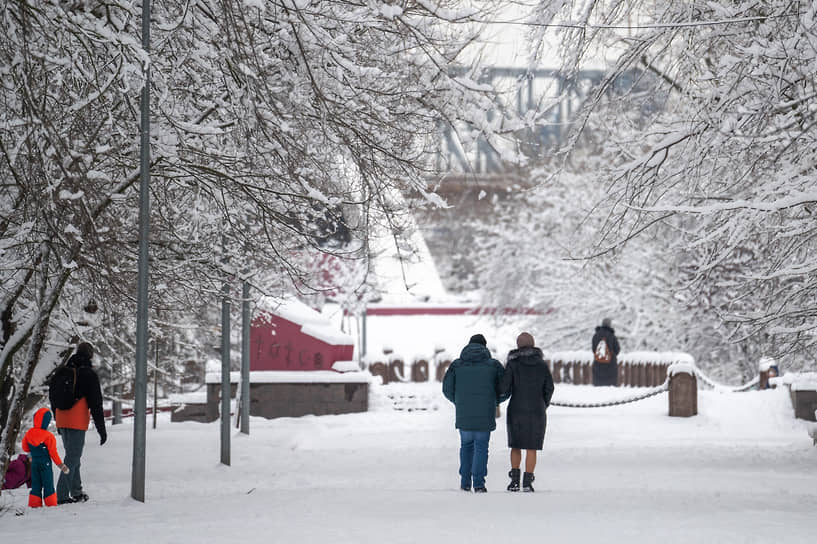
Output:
[2, 383, 815, 543]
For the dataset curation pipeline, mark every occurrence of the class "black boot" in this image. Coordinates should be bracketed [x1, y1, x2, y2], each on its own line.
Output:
[522, 472, 535, 492]
[507, 468, 521, 492]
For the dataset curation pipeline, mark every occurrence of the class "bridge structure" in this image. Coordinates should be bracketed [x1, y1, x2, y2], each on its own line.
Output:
[434, 66, 644, 191]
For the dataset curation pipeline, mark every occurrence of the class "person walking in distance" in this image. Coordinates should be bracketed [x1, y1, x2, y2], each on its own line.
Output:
[592, 318, 621, 386]
[499, 332, 554, 492]
[443, 334, 507, 493]
[50, 342, 107, 504]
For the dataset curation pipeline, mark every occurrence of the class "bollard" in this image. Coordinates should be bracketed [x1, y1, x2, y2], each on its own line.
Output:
[668, 363, 697, 417]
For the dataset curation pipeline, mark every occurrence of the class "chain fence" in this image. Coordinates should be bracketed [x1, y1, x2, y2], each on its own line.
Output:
[550, 365, 760, 409]
[550, 380, 670, 408]
[692, 365, 759, 392]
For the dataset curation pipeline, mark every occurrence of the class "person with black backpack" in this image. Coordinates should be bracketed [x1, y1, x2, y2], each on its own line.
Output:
[592, 318, 621, 386]
[48, 342, 107, 504]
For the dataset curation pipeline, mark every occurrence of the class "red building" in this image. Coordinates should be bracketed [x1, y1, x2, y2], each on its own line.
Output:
[251, 298, 354, 371]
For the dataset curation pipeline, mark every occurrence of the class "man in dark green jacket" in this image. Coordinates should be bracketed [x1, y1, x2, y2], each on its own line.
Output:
[442, 334, 506, 492]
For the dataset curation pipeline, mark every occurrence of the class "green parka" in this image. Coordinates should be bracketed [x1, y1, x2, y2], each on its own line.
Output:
[442, 343, 506, 431]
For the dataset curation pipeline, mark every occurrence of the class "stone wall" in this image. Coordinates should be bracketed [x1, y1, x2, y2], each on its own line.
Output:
[248, 382, 367, 419]
[172, 380, 368, 422]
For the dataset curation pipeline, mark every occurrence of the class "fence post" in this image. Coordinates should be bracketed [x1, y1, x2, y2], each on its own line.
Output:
[388, 360, 404, 383]
[369, 362, 388, 385]
[436, 360, 451, 382]
[411, 360, 429, 382]
[668, 363, 697, 417]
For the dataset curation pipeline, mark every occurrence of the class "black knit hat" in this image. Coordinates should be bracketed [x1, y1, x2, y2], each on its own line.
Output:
[469, 334, 487, 346]
[76, 342, 94, 359]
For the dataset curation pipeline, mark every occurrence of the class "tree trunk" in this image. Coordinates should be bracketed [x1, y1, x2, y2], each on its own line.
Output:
[0, 260, 71, 495]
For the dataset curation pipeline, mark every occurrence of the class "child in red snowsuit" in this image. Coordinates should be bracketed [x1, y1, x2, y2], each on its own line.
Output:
[21, 407, 69, 507]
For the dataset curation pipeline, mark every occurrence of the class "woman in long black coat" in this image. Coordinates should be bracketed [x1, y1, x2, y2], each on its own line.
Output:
[498, 332, 555, 492]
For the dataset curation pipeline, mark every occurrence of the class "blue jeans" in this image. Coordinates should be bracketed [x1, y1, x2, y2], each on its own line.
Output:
[459, 430, 491, 489]
[57, 428, 86, 501]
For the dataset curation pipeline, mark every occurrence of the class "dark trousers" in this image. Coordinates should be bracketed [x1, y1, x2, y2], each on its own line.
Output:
[57, 428, 86, 500]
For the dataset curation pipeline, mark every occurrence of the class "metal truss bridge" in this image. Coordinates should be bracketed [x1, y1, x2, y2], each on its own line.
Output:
[436, 66, 645, 178]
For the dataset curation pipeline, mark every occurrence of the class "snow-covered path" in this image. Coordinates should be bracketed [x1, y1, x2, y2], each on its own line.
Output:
[2, 384, 815, 543]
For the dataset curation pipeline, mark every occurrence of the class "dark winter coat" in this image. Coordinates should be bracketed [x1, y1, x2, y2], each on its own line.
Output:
[499, 347, 555, 450]
[50, 352, 106, 439]
[591, 325, 621, 386]
[442, 343, 506, 431]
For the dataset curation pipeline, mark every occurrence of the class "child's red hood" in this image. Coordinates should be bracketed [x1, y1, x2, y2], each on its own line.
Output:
[33, 407, 52, 429]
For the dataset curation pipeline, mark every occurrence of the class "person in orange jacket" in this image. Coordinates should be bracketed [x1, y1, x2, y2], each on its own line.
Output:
[52, 342, 107, 504]
[21, 407, 69, 507]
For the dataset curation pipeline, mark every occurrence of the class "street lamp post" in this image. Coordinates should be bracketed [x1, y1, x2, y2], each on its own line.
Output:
[131, 0, 151, 503]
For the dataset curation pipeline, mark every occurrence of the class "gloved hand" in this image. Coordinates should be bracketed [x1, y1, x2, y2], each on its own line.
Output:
[59, 463, 70, 475]
[99, 429, 107, 446]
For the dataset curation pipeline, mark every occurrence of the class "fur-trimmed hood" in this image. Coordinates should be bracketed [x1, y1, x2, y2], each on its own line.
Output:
[507, 346, 544, 365]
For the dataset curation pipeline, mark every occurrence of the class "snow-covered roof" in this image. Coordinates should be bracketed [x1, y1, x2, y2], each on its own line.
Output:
[789, 372, 817, 391]
[256, 296, 353, 346]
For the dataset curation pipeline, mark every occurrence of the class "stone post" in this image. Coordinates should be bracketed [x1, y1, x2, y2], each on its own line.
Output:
[668, 363, 697, 417]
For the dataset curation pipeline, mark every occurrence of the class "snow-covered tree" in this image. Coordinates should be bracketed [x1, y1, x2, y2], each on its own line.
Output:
[480, 0, 817, 372]
[0, 0, 515, 485]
